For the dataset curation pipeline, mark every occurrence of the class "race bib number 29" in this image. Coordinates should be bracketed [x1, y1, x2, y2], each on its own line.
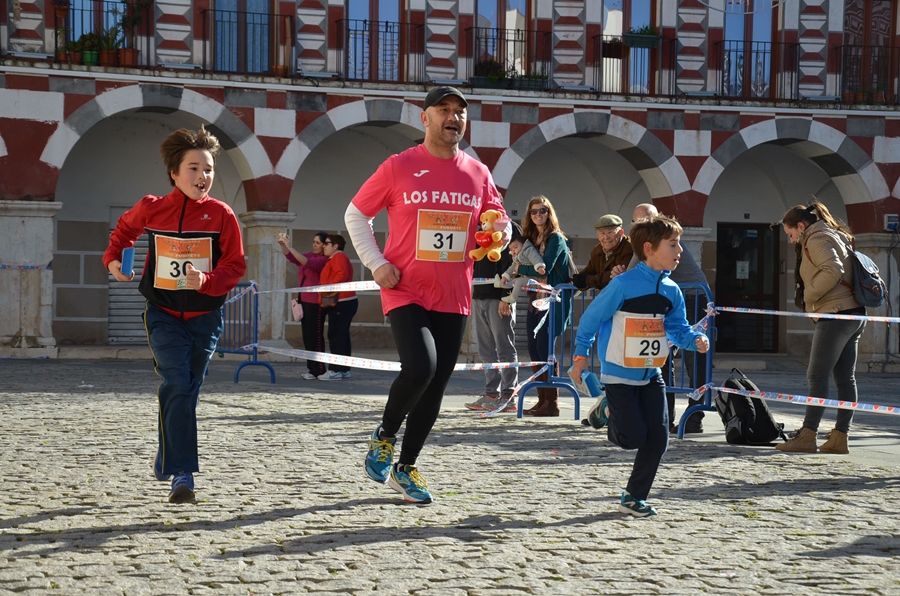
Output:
[154, 235, 212, 290]
[622, 315, 667, 368]
[416, 210, 471, 262]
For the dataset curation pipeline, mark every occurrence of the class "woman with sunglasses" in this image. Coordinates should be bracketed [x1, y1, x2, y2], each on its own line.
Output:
[276, 231, 328, 379]
[518, 195, 573, 417]
[317, 234, 358, 381]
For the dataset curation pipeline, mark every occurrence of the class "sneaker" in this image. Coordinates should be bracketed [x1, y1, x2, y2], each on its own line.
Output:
[341, 371, 352, 380]
[497, 397, 517, 412]
[388, 464, 433, 504]
[587, 397, 609, 429]
[364, 426, 396, 483]
[152, 452, 171, 482]
[319, 370, 345, 381]
[619, 491, 656, 517]
[168, 472, 195, 504]
[465, 395, 500, 410]
[301, 372, 318, 380]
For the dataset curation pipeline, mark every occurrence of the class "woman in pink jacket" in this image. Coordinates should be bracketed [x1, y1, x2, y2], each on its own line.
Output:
[277, 231, 328, 379]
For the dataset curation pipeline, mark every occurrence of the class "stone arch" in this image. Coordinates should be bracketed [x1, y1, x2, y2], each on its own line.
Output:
[275, 98, 480, 179]
[693, 117, 889, 207]
[39, 84, 271, 182]
[491, 111, 690, 197]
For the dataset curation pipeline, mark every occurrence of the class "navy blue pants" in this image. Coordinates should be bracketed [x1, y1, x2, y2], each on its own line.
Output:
[144, 303, 223, 475]
[605, 373, 669, 501]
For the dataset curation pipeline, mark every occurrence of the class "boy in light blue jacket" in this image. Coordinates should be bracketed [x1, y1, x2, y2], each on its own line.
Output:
[569, 215, 709, 517]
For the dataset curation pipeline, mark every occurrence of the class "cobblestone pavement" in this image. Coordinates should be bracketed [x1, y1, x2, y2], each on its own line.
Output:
[2, 358, 900, 595]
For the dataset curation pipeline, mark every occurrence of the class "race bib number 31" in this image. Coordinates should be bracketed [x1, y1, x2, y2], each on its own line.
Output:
[622, 315, 667, 368]
[416, 210, 471, 262]
[154, 235, 212, 290]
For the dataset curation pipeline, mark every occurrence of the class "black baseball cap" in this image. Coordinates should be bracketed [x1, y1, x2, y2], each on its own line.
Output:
[423, 86, 468, 110]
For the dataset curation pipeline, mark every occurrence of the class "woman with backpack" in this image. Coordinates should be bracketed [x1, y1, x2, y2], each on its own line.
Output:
[777, 201, 865, 454]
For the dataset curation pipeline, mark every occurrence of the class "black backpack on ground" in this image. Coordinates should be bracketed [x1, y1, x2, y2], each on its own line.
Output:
[713, 368, 787, 445]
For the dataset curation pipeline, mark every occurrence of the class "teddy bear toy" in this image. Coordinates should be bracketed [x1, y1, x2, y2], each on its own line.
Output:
[469, 209, 509, 262]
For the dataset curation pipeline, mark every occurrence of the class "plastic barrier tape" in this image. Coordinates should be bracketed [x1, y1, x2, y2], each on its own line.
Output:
[688, 382, 900, 416]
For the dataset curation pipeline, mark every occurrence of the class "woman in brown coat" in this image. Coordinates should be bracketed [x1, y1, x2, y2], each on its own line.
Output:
[776, 201, 865, 454]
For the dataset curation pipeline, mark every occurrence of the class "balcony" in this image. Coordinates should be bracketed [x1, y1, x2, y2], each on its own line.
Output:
[202, 9, 294, 76]
[336, 19, 425, 83]
[466, 27, 551, 91]
[714, 40, 799, 100]
[51, 1, 154, 69]
[591, 34, 676, 96]
[839, 44, 899, 105]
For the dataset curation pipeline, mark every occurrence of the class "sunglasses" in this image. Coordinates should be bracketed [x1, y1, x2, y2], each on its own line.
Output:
[323, 241, 334, 246]
[530, 207, 549, 215]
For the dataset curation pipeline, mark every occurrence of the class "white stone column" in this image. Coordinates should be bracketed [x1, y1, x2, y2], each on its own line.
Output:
[0, 200, 63, 357]
[680, 226, 713, 267]
[854, 233, 900, 371]
[238, 211, 297, 344]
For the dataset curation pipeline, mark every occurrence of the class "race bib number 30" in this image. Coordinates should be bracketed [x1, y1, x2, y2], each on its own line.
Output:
[416, 210, 471, 262]
[154, 235, 212, 290]
[622, 315, 667, 368]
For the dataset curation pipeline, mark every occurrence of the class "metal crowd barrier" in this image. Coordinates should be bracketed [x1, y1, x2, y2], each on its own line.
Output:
[516, 281, 716, 433]
[217, 282, 275, 384]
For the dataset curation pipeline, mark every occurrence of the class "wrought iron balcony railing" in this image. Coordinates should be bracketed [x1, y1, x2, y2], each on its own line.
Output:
[591, 34, 676, 96]
[838, 44, 899, 105]
[467, 27, 551, 91]
[714, 40, 799, 100]
[202, 9, 294, 76]
[336, 19, 425, 83]
[52, 0, 154, 69]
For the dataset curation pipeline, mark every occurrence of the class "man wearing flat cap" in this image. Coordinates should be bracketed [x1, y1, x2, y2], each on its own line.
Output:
[571, 214, 633, 292]
[345, 85, 510, 505]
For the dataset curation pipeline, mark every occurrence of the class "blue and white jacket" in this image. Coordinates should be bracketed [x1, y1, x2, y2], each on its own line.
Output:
[574, 261, 705, 383]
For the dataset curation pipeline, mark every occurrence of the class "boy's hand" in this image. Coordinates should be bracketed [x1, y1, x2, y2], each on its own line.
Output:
[695, 336, 710, 353]
[537, 265, 546, 275]
[568, 359, 589, 386]
[108, 260, 134, 282]
[184, 263, 205, 290]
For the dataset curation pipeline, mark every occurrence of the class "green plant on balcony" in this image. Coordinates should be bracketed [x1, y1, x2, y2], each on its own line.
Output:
[624, 24, 661, 48]
[471, 58, 514, 88]
[78, 32, 101, 66]
[121, 0, 152, 49]
[511, 71, 549, 91]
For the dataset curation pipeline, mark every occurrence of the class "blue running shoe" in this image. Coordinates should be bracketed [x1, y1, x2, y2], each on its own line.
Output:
[152, 452, 171, 482]
[587, 397, 609, 430]
[619, 491, 656, 517]
[168, 472, 195, 504]
[388, 464, 433, 504]
[365, 426, 395, 483]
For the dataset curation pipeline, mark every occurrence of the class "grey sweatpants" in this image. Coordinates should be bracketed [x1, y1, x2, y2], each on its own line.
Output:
[472, 298, 518, 399]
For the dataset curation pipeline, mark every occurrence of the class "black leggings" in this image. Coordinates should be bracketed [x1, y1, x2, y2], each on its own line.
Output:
[382, 304, 467, 465]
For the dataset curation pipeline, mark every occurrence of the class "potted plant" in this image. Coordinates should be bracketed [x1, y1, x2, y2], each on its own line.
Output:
[52, 0, 71, 21]
[873, 82, 886, 104]
[119, 0, 152, 66]
[79, 32, 101, 66]
[601, 35, 624, 59]
[855, 88, 870, 104]
[64, 38, 83, 65]
[470, 58, 510, 89]
[512, 72, 548, 91]
[99, 24, 123, 66]
[623, 24, 661, 49]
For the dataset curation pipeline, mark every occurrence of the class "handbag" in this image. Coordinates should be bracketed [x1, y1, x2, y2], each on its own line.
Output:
[321, 294, 338, 308]
[291, 298, 303, 322]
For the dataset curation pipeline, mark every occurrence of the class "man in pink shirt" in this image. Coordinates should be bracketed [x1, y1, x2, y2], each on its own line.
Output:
[345, 86, 508, 504]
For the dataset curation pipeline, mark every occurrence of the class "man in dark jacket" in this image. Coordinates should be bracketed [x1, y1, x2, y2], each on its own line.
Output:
[571, 214, 634, 292]
[465, 223, 522, 411]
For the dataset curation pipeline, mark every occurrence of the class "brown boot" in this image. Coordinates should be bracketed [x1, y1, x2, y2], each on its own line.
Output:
[776, 427, 817, 453]
[819, 429, 849, 454]
[523, 365, 547, 414]
[530, 389, 559, 417]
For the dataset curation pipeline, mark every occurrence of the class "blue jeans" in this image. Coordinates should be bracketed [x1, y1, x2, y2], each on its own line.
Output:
[144, 303, 223, 475]
[605, 373, 669, 501]
[803, 314, 866, 434]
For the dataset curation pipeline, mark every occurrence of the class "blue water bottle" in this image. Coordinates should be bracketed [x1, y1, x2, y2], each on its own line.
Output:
[120, 247, 135, 277]
[580, 370, 604, 398]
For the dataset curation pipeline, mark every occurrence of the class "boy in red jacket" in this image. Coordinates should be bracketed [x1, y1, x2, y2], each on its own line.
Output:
[103, 127, 246, 504]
